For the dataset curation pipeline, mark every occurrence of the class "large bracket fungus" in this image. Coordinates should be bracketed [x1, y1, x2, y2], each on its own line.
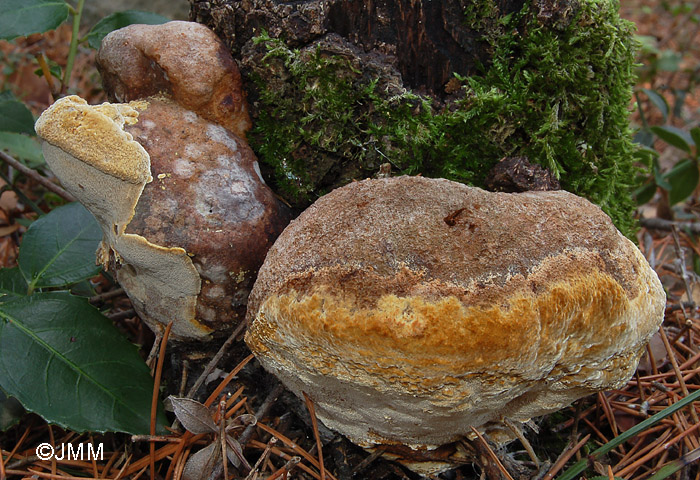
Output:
[246, 176, 665, 453]
[35, 21, 291, 341]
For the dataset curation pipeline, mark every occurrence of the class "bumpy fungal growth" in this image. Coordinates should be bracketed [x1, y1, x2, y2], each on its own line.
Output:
[97, 21, 251, 139]
[246, 176, 665, 453]
[36, 95, 290, 340]
[33, 21, 290, 340]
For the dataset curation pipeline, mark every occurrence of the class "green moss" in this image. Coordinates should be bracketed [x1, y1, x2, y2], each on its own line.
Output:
[249, 0, 642, 238]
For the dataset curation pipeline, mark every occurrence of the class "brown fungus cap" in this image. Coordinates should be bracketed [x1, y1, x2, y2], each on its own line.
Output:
[96, 21, 251, 139]
[245, 176, 665, 449]
[123, 96, 291, 336]
[36, 95, 291, 340]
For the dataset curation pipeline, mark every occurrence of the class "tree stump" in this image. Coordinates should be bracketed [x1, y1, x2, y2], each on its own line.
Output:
[190, 0, 640, 237]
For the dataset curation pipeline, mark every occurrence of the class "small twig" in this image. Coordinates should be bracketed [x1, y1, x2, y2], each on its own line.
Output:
[542, 434, 591, 480]
[265, 456, 300, 480]
[641, 218, 700, 235]
[130, 435, 180, 443]
[35, 54, 57, 99]
[186, 321, 247, 400]
[178, 360, 189, 397]
[570, 399, 584, 461]
[88, 288, 125, 304]
[350, 446, 387, 476]
[145, 330, 163, 372]
[470, 427, 515, 480]
[62, 0, 86, 92]
[6, 456, 38, 471]
[0, 167, 44, 215]
[0, 151, 76, 203]
[244, 438, 277, 480]
[106, 309, 136, 322]
[239, 383, 285, 446]
[503, 418, 540, 467]
[598, 392, 621, 440]
[219, 401, 229, 480]
[666, 302, 698, 313]
[671, 226, 695, 322]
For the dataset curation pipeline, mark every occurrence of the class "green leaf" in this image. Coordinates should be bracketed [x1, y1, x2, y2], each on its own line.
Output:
[634, 128, 655, 148]
[664, 159, 699, 205]
[33, 63, 62, 80]
[640, 88, 668, 121]
[0, 390, 24, 431]
[18, 202, 102, 291]
[651, 125, 693, 153]
[0, 267, 27, 299]
[654, 163, 672, 191]
[0, 132, 44, 168]
[654, 50, 682, 72]
[0, 0, 70, 40]
[691, 127, 700, 156]
[0, 94, 36, 135]
[0, 292, 165, 434]
[86, 10, 170, 50]
[634, 181, 656, 205]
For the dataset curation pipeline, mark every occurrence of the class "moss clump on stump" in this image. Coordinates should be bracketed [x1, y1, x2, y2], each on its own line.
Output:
[235, 0, 640, 237]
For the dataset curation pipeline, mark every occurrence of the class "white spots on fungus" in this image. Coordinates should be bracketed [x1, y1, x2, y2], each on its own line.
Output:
[195, 260, 230, 285]
[184, 111, 198, 123]
[173, 158, 195, 178]
[205, 285, 226, 299]
[197, 304, 216, 322]
[184, 144, 202, 160]
[194, 157, 263, 222]
[206, 124, 239, 153]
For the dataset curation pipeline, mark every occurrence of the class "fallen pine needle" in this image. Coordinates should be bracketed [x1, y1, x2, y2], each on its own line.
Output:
[470, 426, 514, 480]
[542, 434, 591, 480]
[303, 392, 326, 480]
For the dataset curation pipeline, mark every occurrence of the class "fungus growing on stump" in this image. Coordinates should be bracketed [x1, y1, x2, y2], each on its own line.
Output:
[96, 20, 251, 138]
[245, 176, 665, 455]
[34, 21, 291, 340]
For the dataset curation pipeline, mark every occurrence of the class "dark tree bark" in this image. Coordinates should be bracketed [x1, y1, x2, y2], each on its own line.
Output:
[189, 0, 526, 99]
[187, 0, 640, 239]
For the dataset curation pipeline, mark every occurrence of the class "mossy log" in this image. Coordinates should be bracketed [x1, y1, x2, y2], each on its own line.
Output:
[190, 0, 642, 237]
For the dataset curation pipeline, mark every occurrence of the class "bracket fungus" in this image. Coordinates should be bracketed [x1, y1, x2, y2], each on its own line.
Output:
[34, 21, 291, 341]
[35, 94, 289, 341]
[246, 176, 665, 453]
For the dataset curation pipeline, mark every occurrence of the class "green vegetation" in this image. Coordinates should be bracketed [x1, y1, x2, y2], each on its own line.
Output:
[0, 0, 169, 435]
[250, 0, 642, 237]
[0, 203, 165, 434]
